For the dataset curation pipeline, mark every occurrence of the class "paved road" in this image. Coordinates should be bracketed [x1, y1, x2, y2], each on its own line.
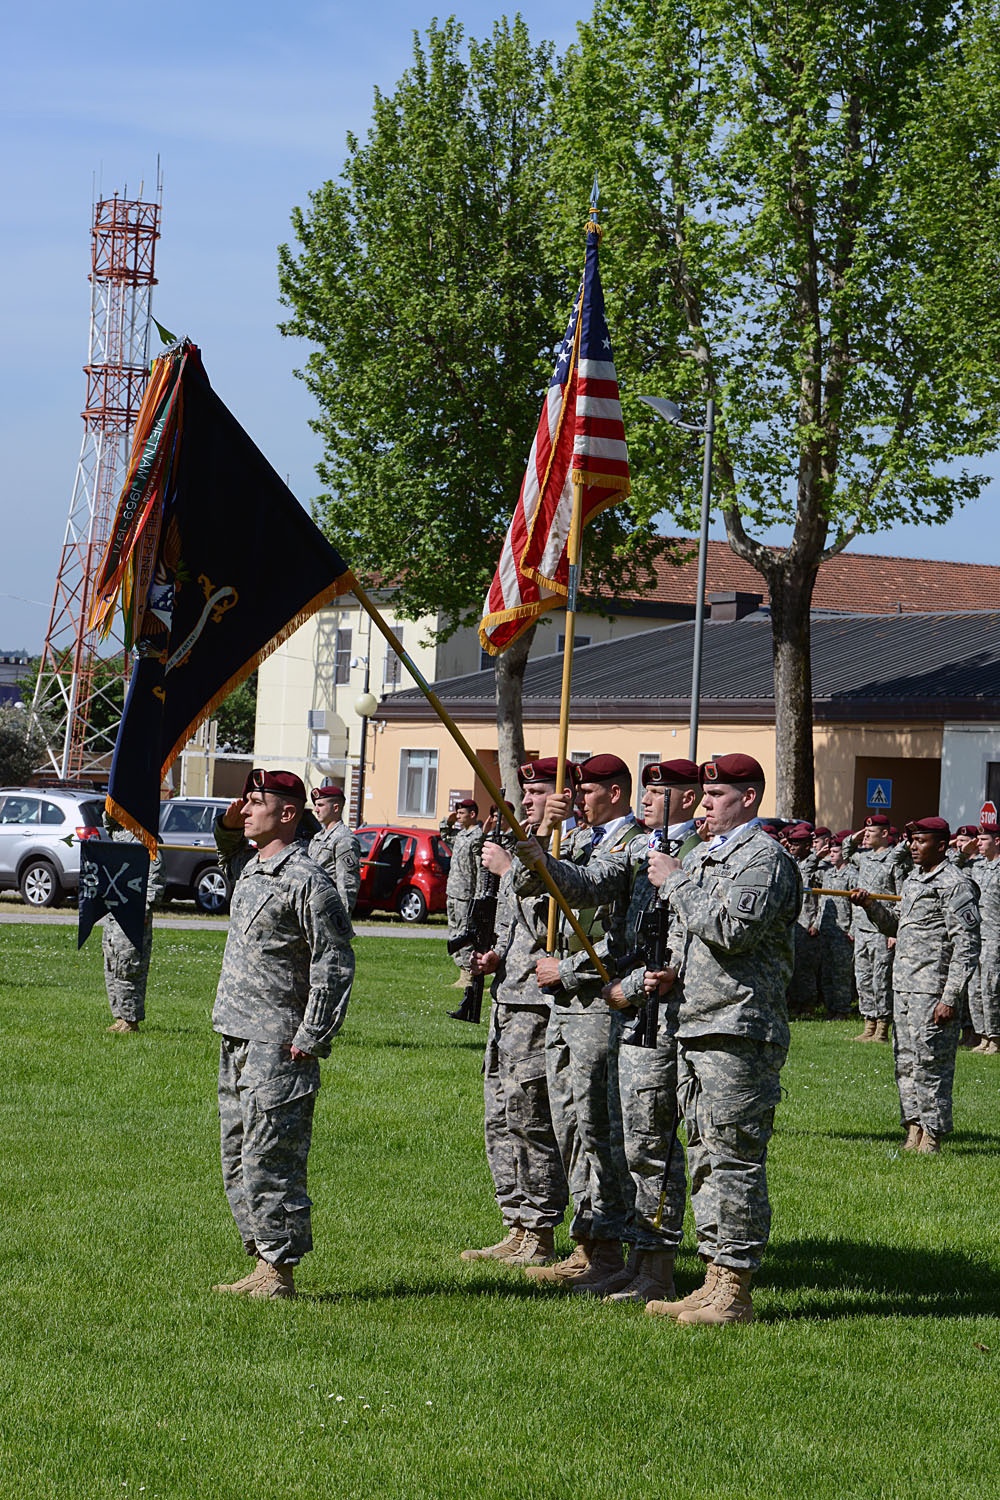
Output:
[0, 909, 446, 938]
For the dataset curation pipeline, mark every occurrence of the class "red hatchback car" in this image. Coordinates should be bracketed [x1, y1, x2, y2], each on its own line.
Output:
[353, 824, 451, 922]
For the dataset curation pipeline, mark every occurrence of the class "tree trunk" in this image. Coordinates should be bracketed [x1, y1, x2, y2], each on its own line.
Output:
[494, 623, 536, 819]
[769, 566, 818, 820]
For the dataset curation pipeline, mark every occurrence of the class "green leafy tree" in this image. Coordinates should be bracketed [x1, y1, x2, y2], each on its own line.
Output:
[278, 15, 665, 794]
[214, 673, 258, 754]
[552, 0, 1000, 815]
[0, 705, 48, 786]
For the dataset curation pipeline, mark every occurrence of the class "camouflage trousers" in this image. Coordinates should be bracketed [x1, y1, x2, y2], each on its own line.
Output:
[819, 925, 854, 1016]
[976, 948, 1000, 1036]
[964, 967, 980, 1031]
[102, 911, 153, 1023]
[483, 1002, 567, 1231]
[787, 926, 820, 1012]
[545, 1003, 629, 1242]
[677, 1034, 787, 1273]
[609, 1006, 686, 1251]
[854, 931, 895, 1021]
[447, 897, 472, 970]
[892, 991, 961, 1138]
[218, 1036, 319, 1265]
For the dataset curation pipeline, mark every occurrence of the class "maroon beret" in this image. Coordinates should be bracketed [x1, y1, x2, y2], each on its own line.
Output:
[310, 782, 346, 803]
[955, 824, 979, 838]
[783, 821, 814, 842]
[813, 826, 832, 839]
[864, 813, 891, 828]
[455, 799, 479, 813]
[642, 758, 700, 788]
[701, 753, 765, 785]
[832, 829, 853, 844]
[518, 757, 581, 787]
[906, 815, 950, 838]
[243, 768, 306, 800]
[578, 753, 630, 782]
[979, 824, 998, 836]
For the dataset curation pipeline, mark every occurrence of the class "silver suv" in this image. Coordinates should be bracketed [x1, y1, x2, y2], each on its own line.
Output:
[158, 797, 233, 913]
[0, 786, 107, 907]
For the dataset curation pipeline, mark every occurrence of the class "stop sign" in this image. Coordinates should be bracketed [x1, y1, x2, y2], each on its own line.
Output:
[980, 801, 997, 829]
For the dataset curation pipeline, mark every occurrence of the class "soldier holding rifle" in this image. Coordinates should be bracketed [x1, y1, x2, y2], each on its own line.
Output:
[459, 759, 575, 1268]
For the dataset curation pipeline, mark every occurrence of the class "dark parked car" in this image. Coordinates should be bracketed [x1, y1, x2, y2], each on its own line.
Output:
[0, 786, 106, 906]
[353, 824, 450, 923]
[158, 797, 233, 913]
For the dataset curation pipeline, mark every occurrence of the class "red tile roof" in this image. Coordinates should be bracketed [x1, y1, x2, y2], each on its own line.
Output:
[619, 539, 1000, 614]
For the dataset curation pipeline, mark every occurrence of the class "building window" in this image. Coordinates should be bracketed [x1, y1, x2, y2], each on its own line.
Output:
[334, 628, 352, 685]
[558, 634, 591, 651]
[480, 647, 492, 671]
[311, 731, 331, 760]
[384, 629, 403, 686]
[570, 750, 591, 765]
[988, 763, 1000, 807]
[398, 749, 438, 817]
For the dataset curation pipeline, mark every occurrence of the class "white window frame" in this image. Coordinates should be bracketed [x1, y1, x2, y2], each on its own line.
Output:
[398, 748, 438, 818]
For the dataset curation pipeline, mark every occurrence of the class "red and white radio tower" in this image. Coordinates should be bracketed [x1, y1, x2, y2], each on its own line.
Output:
[32, 175, 163, 781]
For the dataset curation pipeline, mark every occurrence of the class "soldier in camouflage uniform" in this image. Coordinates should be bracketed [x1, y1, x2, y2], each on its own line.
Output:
[210, 769, 354, 1300]
[644, 753, 800, 1326]
[511, 754, 644, 1295]
[816, 831, 856, 1017]
[843, 813, 911, 1042]
[460, 759, 574, 1268]
[102, 816, 164, 1033]
[970, 823, 1000, 1053]
[783, 822, 820, 1014]
[442, 801, 485, 985]
[308, 782, 362, 920]
[851, 816, 980, 1153]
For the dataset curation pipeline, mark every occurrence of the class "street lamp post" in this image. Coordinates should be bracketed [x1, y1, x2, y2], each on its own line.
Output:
[637, 394, 715, 762]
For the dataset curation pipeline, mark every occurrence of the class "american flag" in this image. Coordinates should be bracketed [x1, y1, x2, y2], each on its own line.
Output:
[479, 223, 630, 655]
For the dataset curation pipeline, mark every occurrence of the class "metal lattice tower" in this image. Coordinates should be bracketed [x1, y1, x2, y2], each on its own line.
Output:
[32, 178, 162, 781]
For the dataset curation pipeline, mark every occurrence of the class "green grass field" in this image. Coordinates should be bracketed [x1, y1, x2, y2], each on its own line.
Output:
[2, 923, 998, 1499]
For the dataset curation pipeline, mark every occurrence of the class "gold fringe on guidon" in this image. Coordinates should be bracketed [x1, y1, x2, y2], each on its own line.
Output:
[161, 572, 357, 777]
[106, 570, 357, 853]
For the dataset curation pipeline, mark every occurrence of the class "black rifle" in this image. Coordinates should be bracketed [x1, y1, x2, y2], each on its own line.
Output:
[446, 822, 503, 1024]
[619, 903, 671, 1049]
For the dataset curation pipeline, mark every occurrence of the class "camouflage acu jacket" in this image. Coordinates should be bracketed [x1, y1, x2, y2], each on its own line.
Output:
[211, 833, 354, 1057]
[866, 858, 980, 1003]
[308, 819, 362, 916]
[656, 820, 801, 1045]
[842, 840, 912, 936]
[446, 823, 485, 905]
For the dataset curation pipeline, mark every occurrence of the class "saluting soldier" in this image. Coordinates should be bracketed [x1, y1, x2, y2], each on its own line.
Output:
[850, 816, 980, 1153]
[816, 831, 856, 1018]
[783, 821, 820, 1014]
[971, 821, 1000, 1054]
[308, 782, 362, 920]
[210, 769, 354, 1299]
[460, 759, 575, 1267]
[843, 813, 911, 1042]
[442, 800, 485, 987]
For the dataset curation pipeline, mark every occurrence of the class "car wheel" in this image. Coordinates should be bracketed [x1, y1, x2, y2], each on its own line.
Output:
[397, 885, 427, 923]
[19, 859, 63, 909]
[194, 865, 231, 914]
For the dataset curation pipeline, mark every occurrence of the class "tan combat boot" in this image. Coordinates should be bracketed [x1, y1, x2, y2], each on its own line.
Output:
[902, 1122, 922, 1151]
[853, 1019, 876, 1042]
[917, 1129, 941, 1155]
[589, 1246, 637, 1299]
[872, 1019, 891, 1043]
[567, 1240, 627, 1296]
[247, 1262, 296, 1299]
[606, 1250, 676, 1305]
[213, 1258, 268, 1294]
[460, 1227, 523, 1262]
[506, 1228, 555, 1267]
[523, 1239, 593, 1283]
[108, 1018, 140, 1033]
[450, 971, 472, 989]
[985, 1038, 1000, 1055]
[646, 1261, 718, 1319]
[676, 1266, 753, 1325]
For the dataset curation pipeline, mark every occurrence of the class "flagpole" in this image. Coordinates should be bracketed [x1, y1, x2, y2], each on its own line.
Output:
[349, 579, 611, 983]
[545, 176, 600, 953]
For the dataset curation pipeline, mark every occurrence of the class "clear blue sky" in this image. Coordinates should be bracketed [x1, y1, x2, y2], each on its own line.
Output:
[2, 0, 997, 651]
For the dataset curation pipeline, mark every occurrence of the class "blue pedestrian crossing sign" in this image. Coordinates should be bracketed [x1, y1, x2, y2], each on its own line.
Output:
[866, 777, 892, 809]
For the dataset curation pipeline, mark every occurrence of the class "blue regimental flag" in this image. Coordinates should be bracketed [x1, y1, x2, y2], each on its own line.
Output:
[94, 342, 355, 851]
[78, 841, 150, 951]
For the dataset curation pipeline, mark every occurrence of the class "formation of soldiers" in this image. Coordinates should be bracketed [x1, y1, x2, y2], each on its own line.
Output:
[457, 758, 991, 1324]
[94, 754, 990, 1311]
